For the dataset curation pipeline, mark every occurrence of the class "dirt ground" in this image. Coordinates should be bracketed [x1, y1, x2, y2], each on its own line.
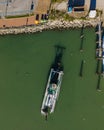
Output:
[0, 16, 35, 27]
[34, 0, 51, 20]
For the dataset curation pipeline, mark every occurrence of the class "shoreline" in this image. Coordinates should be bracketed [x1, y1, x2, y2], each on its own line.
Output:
[0, 18, 100, 35]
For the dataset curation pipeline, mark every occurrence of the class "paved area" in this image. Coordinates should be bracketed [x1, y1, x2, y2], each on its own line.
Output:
[85, 0, 90, 10]
[0, 16, 35, 27]
[85, 0, 104, 22]
[0, 0, 38, 17]
[0, 0, 51, 28]
[96, 0, 104, 21]
[52, 1, 67, 11]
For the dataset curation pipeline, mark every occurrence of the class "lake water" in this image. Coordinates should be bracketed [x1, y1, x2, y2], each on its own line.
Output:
[0, 29, 104, 130]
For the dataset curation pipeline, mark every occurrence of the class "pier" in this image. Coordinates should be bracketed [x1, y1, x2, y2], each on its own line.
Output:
[96, 21, 102, 58]
[95, 12, 103, 91]
[102, 36, 104, 76]
[80, 24, 84, 52]
[96, 12, 103, 59]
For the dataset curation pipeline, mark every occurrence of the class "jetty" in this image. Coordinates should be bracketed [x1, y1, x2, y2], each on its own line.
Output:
[102, 36, 104, 75]
[80, 24, 84, 52]
[95, 12, 103, 91]
[96, 20, 104, 71]
[96, 21, 102, 58]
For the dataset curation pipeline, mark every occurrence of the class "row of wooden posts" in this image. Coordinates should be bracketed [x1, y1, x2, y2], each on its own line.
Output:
[79, 23, 103, 91]
[79, 25, 84, 77]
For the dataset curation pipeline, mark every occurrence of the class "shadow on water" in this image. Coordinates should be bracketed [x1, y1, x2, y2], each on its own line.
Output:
[96, 42, 99, 49]
[80, 25, 84, 52]
[79, 60, 84, 77]
[95, 24, 98, 33]
[96, 60, 100, 74]
[101, 58, 104, 73]
[80, 37, 84, 52]
[95, 23, 101, 44]
[96, 34, 99, 44]
[53, 45, 66, 68]
[96, 60, 102, 75]
[96, 75, 101, 91]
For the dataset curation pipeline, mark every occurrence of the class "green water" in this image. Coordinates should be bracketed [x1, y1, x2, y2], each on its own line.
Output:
[0, 29, 104, 130]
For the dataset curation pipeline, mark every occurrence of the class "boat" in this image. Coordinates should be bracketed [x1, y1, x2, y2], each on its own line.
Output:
[102, 36, 104, 74]
[41, 46, 65, 116]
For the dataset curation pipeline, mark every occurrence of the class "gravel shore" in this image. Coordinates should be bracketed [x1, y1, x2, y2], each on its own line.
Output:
[0, 18, 100, 35]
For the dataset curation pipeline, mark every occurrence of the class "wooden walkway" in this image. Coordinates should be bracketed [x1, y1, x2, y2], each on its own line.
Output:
[96, 12, 103, 58]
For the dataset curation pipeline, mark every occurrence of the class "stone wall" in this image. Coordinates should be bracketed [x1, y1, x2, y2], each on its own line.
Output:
[0, 18, 99, 35]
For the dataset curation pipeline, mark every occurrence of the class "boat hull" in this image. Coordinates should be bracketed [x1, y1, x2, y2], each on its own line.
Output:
[41, 68, 63, 115]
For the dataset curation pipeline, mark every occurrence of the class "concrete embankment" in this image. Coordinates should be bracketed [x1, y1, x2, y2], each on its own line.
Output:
[0, 18, 100, 35]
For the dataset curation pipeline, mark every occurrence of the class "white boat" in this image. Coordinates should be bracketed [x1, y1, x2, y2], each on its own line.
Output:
[41, 46, 65, 115]
[41, 66, 63, 115]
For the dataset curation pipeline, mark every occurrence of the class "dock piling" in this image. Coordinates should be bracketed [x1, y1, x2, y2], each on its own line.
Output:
[80, 24, 84, 52]
[97, 75, 101, 91]
[45, 114, 48, 121]
[80, 24, 84, 38]
[79, 60, 84, 77]
[95, 12, 103, 91]
[80, 37, 84, 52]
[96, 60, 100, 74]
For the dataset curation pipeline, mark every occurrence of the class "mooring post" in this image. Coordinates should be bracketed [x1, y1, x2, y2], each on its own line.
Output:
[80, 37, 84, 52]
[97, 75, 101, 91]
[96, 60, 100, 74]
[79, 60, 84, 77]
[80, 24, 84, 52]
[80, 24, 84, 38]
[45, 113, 48, 121]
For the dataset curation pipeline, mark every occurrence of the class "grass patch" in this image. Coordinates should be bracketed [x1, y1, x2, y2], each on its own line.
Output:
[49, 9, 75, 21]
[52, 0, 66, 3]
[6, 13, 34, 19]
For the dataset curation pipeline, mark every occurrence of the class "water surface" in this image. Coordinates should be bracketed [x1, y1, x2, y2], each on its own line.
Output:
[0, 29, 104, 130]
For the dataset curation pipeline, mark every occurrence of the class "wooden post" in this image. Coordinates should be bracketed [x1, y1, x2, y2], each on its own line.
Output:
[96, 60, 100, 74]
[97, 75, 101, 91]
[80, 25, 84, 52]
[79, 60, 84, 77]
[80, 37, 84, 52]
